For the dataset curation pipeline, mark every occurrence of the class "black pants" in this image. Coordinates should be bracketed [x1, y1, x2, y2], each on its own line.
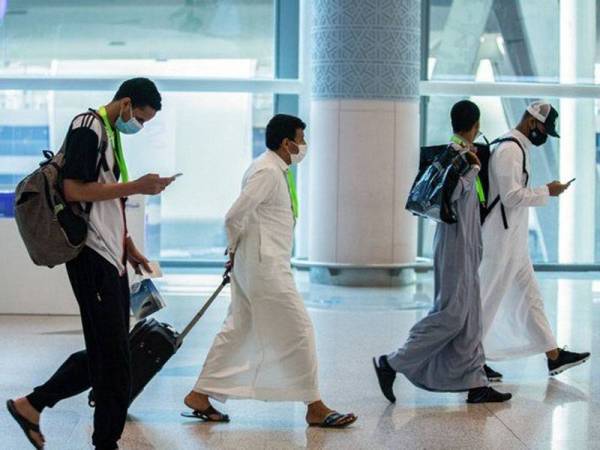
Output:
[27, 247, 131, 450]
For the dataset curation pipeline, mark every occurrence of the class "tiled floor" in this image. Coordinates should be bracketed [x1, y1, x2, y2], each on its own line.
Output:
[0, 269, 598, 449]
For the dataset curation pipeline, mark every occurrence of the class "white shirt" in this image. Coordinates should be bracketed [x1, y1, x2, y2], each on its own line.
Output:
[225, 150, 293, 257]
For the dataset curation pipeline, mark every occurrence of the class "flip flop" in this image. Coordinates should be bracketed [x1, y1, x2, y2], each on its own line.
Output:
[6, 399, 44, 449]
[309, 411, 357, 428]
[181, 405, 230, 423]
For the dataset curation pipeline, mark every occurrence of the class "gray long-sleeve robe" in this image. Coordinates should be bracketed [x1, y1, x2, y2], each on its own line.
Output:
[386, 141, 488, 392]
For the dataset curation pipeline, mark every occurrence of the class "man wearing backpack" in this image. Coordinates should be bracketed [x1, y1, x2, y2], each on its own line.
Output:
[479, 101, 590, 383]
[7, 78, 174, 450]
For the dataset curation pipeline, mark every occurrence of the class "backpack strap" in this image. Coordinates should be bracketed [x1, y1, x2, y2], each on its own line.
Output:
[86, 110, 110, 179]
[490, 137, 528, 186]
[85, 137, 108, 214]
[60, 110, 110, 215]
[486, 136, 529, 229]
[83, 110, 109, 214]
[500, 204, 509, 229]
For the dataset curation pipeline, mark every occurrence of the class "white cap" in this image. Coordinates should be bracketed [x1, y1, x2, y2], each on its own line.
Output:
[526, 101, 560, 137]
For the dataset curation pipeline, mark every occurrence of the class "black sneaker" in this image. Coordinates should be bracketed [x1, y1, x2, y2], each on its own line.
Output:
[467, 387, 512, 404]
[548, 348, 590, 376]
[484, 364, 503, 383]
[372, 355, 396, 403]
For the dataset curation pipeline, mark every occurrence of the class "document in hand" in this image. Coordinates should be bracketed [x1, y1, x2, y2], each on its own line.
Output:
[130, 278, 166, 320]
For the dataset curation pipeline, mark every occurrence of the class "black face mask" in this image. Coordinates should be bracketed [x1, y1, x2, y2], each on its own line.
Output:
[529, 125, 548, 146]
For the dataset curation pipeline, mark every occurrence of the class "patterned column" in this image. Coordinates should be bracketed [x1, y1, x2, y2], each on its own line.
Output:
[307, 0, 421, 286]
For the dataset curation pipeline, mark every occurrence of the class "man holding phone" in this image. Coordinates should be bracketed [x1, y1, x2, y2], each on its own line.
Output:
[7, 78, 175, 450]
[479, 101, 590, 382]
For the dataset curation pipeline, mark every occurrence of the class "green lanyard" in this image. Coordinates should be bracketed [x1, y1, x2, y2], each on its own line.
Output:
[97, 106, 129, 182]
[474, 177, 486, 204]
[450, 135, 486, 205]
[286, 170, 299, 219]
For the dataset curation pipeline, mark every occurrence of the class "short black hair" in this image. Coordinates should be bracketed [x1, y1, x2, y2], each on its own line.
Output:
[114, 78, 162, 111]
[266, 114, 306, 151]
[451, 100, 480, 133]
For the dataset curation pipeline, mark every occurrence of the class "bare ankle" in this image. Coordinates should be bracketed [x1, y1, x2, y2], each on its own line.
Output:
[185, 391, 210, 408]
[14, 397, 40, 421]
[307, 400, 331, 415]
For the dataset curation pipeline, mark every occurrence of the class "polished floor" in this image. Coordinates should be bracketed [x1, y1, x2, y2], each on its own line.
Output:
[0, 269, 598, 449]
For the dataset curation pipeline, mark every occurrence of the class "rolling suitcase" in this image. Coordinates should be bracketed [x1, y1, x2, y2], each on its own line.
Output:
[89, 269, 230, 407]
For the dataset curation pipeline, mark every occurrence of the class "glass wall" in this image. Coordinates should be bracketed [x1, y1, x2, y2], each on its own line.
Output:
[428, 0, 562, 84]
[0, 0, 275, 78]
[5, 0, 600, 267]
[421, 0, 600, 265]
[0, 0, 297, 262]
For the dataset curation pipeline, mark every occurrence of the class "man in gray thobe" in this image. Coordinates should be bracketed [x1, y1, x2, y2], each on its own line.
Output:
[373, 100, 512, 404]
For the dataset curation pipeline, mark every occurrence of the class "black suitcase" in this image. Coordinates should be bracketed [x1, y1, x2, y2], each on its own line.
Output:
[89, 269, 230, 407]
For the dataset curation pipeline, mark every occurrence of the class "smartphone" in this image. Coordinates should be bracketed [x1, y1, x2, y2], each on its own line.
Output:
[172, 173, 183, 179]
[566, 177, 576, 185]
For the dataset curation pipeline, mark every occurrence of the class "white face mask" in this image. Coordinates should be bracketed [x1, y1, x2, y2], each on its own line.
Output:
[290, 143, 307, 164]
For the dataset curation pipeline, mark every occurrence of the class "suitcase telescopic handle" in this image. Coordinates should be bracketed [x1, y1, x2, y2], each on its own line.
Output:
[176, 268, 231, 346]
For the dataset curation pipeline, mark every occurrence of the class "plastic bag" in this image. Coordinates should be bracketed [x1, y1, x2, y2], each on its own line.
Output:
[405, 145, 470, 224]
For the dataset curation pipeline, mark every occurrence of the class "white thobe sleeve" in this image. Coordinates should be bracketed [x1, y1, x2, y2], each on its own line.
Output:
[451, 165, 480, 202]
[494, 145, 549, 208]
[225, 168, 279, 253]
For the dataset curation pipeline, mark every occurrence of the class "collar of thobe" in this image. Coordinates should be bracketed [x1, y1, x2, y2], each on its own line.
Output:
[265, 150, 299, 219]
[510, 129, 533, 151]
[450, 135, 486, 205]
[266, 149, 290, 172]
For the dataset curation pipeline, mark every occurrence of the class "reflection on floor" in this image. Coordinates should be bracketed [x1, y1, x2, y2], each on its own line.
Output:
[0, 270, 598, 449]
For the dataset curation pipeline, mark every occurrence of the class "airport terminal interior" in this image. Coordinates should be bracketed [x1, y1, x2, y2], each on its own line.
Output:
[2, 0, 600, 449]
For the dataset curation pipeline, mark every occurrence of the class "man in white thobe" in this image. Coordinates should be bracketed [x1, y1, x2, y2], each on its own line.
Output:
[183, 114, 356, 428]
[479, 101, 590, 381]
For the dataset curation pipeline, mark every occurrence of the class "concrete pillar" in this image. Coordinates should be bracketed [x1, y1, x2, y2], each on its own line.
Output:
[307, 0, 420, 286]
[559, 0, 596, 263]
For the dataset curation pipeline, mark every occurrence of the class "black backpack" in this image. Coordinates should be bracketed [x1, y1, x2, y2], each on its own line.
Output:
[479, 137, 527, 228]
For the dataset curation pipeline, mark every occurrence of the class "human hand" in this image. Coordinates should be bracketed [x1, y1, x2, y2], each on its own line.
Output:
[225, 252, 235, 271]
[464, 151, 481, 167]
[134, 174, 173, 195]
[547, 180, 569, 197]
[127, 241, 152, 274]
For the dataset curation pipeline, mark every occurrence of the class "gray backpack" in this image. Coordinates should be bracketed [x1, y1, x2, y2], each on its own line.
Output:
[14, 110, 108, 267]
